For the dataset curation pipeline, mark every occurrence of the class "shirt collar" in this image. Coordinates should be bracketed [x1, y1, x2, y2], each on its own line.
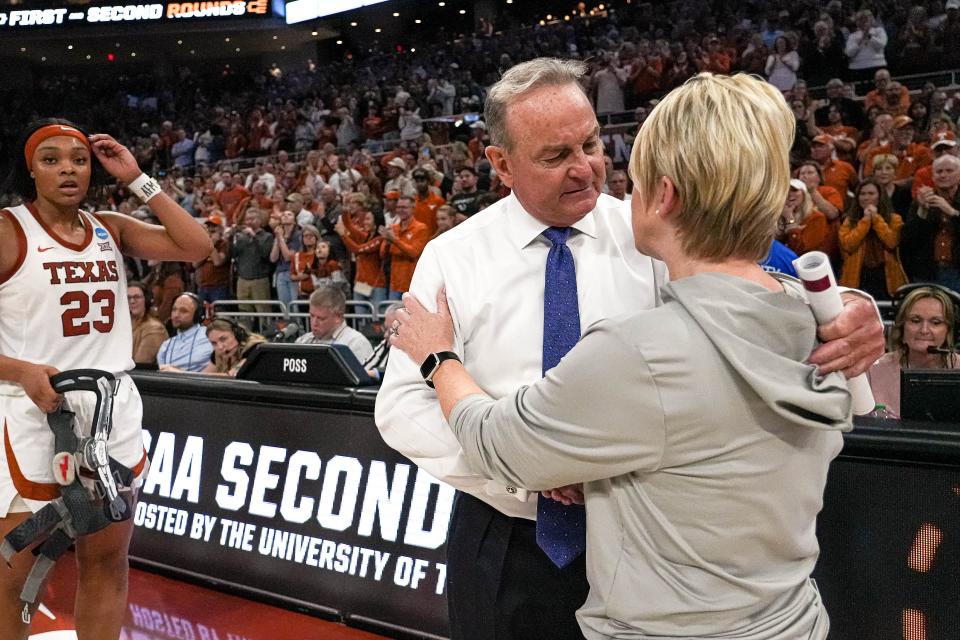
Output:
[314, 321, 347, 342]
[177, 323, 202, 338]
[503, 192, 599, 250]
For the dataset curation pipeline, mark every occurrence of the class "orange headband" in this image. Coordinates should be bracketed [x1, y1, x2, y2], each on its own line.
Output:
[24, 124, 90, 168]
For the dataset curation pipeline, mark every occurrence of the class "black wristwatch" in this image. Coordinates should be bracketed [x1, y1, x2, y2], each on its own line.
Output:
[420, 351, 461, 388]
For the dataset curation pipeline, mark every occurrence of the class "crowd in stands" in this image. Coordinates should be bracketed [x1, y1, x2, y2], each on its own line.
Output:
[4, 0, 960, 371]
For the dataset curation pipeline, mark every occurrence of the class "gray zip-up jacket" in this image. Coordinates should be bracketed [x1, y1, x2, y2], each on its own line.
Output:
[449, 272, 852, 639]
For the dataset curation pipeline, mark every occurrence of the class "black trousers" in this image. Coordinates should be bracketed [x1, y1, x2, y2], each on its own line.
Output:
[446, 492, 589, 640]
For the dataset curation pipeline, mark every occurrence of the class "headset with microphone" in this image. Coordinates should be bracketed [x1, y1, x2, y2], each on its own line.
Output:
[175, 291, 206, 326]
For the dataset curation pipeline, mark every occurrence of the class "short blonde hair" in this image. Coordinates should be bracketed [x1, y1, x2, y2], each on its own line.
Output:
[872, 153, 899, 171]
[345, 192, 368, 208]
[630, 73, 794, 261]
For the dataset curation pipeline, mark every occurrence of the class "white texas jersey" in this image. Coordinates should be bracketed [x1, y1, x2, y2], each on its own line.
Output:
[0, 204, 133, 395]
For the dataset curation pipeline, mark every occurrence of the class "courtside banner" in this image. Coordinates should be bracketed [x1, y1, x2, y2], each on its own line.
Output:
[129, 375, 960, 639]
[0, 2, 272, 29]
[130, 381, 450, 639]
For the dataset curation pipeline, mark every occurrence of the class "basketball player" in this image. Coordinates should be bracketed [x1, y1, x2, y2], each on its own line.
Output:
[0, 118, 212, 639]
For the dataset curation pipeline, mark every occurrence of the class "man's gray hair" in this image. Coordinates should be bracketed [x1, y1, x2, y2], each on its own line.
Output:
[309, 285, 346, 315]
[934, 154, 960, 166]
[485, 58, 589, 151]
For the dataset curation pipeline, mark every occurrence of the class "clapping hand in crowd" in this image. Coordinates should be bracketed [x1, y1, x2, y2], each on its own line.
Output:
[378, 225, 396, 242]
[918, 187, 959, 215]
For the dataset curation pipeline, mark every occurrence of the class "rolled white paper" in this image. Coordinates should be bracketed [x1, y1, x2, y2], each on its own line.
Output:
[793, 251, 876, 415]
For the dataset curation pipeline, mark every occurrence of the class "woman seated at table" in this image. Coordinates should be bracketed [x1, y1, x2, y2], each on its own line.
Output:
[389, 73, 851, 639]
[202, 317, 266, 376]
[868, 285, 960, 418]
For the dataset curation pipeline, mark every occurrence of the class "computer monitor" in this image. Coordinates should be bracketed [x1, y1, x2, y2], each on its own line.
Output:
[235, 343, 377, 387]
[900, 368, 960, 422]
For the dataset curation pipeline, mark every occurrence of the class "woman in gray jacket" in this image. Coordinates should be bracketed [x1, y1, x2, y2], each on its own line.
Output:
[390, 72, 851, 640]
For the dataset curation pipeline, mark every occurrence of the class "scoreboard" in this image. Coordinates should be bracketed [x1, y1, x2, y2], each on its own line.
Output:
[0, 1, 275, 29]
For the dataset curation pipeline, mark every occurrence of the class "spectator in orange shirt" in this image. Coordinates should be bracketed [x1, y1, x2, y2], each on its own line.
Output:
[819, 103, 861, 144]
[289, 224, 321, 299]
[308, 240, 345, 294]
[863, 116, 933, 180]
[379, 195, 429, 300]
[878, 82, 910, 117]
[864, 69, 908, 112]
[777, 179, 830, 256]
[224, 123, 247, 160]
[913, 132, 959, 196]
[215, 172, 251, 225]
[811, 134, 858, 197]
[839, 179, 908, 300]
[146, 261, 185, 326]
[467, 121, 489, 162]
[336, 205, 387, 310]
[250, 180, 273, 211]
[194, 216, 232, 305]
[412, 168, 446, 235]
[697, 37, 731, 74]
[796, 161, 843, 266]
[796, 161, 843, 219]
[857, 112, 895, 167]
[363, 104, 385, 141]
[628, 40, 663, 104]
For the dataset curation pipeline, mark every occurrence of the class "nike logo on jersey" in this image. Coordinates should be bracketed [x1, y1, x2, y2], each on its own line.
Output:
[37, 246, 55, 252]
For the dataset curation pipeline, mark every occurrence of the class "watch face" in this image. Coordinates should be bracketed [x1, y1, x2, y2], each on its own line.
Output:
[420, 353, 439, 380]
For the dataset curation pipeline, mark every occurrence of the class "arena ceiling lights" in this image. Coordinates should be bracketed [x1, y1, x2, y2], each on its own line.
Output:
[284, 0, 391, 24]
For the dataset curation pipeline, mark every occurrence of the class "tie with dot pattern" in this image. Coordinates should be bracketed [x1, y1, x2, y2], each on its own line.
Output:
[536, 226, 587, 568]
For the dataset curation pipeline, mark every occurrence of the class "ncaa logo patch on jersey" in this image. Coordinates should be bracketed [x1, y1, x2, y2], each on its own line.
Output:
[94, 227, 109, 241]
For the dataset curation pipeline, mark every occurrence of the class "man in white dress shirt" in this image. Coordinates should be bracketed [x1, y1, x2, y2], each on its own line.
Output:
[375, 59, 884, 640]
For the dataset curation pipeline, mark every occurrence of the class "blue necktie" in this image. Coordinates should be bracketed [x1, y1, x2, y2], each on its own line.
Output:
[536, 226, 587, 568]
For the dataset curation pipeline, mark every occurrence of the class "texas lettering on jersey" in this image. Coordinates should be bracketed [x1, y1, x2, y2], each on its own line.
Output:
[42, 260, 120, 285]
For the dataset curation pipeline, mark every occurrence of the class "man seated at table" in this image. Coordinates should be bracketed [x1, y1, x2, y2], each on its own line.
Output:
[295, 286, 374, 364]
[158, 292, 214, 372]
